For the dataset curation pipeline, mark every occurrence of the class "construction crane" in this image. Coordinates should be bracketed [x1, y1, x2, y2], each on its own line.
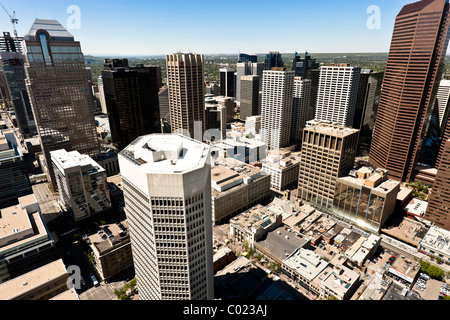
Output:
[0, 1, 18, 40]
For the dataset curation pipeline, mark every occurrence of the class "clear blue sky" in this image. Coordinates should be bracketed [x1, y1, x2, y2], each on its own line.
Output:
[0, 0, 419, 56]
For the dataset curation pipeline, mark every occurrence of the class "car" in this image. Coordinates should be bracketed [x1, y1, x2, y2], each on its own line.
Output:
[438, 294, 444, 300]
[89, 274, 99, 287]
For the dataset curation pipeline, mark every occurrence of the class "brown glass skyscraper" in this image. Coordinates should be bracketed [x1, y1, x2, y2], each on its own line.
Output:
[166, 53, 205, 139]
[23, 19, 99, 188]
[426, 139, 450, 230]
[369, 0, 450, 182]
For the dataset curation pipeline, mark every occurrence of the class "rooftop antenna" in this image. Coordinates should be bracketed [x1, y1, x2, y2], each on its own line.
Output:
[0, 1, 19, 40]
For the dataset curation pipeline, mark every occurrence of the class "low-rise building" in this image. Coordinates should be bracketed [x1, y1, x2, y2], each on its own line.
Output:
[282, 247, 329, 291]
[0, 194, 55, 283]
[318, 264, 360, 300]
[418, 224, 450, 264]
[229, 204, 283, 249]
[0, 259, 70, 300]
[404, 198, 428, 221]
[387, 255, 420, 287]
[348, 234, 381, 267]
[212, 136, 266, 164]
[255, 225, 310, 266]
[51, 149, 111, 222]
[87, 221, 133, 282]
[211, 157, 271, 223]
[332, 167, 400, 233]
[261, 149, 301, 191]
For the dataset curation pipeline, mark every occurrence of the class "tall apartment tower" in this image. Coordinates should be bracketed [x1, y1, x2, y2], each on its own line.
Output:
[291, 77, 311, 143]
[236, 61, 263, 102]
[369, 0, 450, 182]
[0, 32, 36, 137]
[260, 68, 295, 150]
[425, 139, 450, 230]
[166, 53, 205, 140]
[219, 67, 235, 98]
[118, 134, 214, 300]
[315, 64, 361, 128]
[101, 58, 161, 150]
[298, 121, 359, 209]
[239, 75, 261, 121]
[23, 19, 99, 188]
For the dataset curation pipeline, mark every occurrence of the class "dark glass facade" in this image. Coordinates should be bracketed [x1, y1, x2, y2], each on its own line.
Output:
[102, 59, 161, 150]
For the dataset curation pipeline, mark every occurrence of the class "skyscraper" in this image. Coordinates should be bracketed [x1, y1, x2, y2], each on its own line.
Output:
[298, 121, 359, 209]
[118, 134, 214, 300]
[23, 19, 99, 188]
[260, 68, 295, 150]
[239, 75, 261, 121]
[237, 53, 257, 63]
[101, 58, 161, 150]
[315, 64, 361, 128]
[291, 77, 311, 144]
[264, 51, 284, 70]
[425, 139, 450, 230]
[292, 52, 319, 78]
[0, 32, 36, 137]
[235, 61, 263, 102]
[219, 67, 235, 98]
[166, 53, 205, 139]
[369, 0, 450, 182]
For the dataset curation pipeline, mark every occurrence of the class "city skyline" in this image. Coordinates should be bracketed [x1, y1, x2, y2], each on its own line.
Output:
[0, 0, 427, 56]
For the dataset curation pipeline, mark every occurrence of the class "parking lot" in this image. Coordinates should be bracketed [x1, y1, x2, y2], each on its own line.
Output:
[413, 277, 447, 300]
[78, 283, 118, 300]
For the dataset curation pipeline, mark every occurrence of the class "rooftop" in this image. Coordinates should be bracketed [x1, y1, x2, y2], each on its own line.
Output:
[283, 248, 329, 281]
[0, 259, 68, 300]
[404, 198, 428, 217]
[321, 264, 360, 297]
[119, 134, 210, 174]
[256, 225, 309, 262]
[50, 149, 105, 176]
[0, 194, 42, 250]
[211, 157, 264, 196]
[24, 19, 74, 41]
[305, 120, 359, 137]
[420, 224, 450, 256]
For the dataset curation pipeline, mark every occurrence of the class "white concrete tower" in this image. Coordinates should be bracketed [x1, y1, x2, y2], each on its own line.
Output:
[260, 68, 295, 150]
[118, 134, 213, 300]
[315, 65, 361, 127]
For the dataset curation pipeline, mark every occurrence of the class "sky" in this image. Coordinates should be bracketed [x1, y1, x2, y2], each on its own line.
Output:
[0, 0, 421, 56]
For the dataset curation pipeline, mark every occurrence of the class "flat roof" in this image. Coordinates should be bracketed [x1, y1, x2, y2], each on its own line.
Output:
[119, 134, 210, 174]
[0, 259, 68, 300]
[256, 226, 309, 261]
[321, 264, 360, 297]
[420, 224, 450, 256]
[404, 198, 428, 216]
[304, 120, 359, 137]
[50, 149, 104, 173]
[0, 202, 33, 246]
[283, 248, 329, 282]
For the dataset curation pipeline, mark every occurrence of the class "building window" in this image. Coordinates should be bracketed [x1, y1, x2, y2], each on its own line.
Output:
[39, 32, 52, 66]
